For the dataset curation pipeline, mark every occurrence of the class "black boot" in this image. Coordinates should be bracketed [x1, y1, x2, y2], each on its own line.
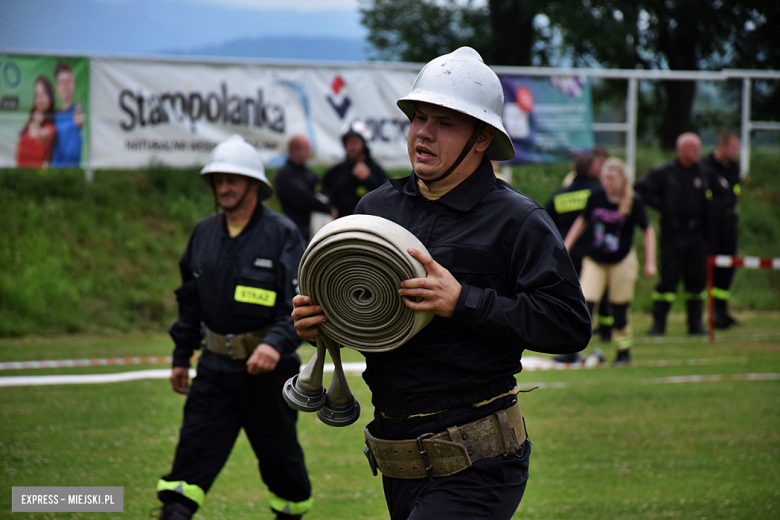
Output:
[647, 301, 670, 336]
[724, 300, 740, 327]
[597, 322, 613, 342]
[714, 299, 731, 329]
[687, 300, 707, 335]
[155, 502, 194, 520]
[614, 348, 631, 366]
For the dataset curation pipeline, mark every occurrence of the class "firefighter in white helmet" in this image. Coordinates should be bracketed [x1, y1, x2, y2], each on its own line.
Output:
[292, 48, 591, 519]
[322, 119, 389, 217]
[156, 135, 312, 520]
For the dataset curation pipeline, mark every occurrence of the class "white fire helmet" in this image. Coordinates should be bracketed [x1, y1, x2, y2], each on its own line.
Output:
[200, 134, 273, 200]
[341, 120, 373, 145]
[397, 47, 515, 161]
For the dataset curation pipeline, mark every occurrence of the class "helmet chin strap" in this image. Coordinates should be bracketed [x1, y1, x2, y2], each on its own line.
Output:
[418, 121, 487, 189]
[210, 176, 220, 218]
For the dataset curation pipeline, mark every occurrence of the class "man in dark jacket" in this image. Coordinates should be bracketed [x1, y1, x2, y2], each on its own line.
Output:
[702, 131, 741, 328]
[546, 153, 604, 275]
[292, 48, 591, 520]
[156, 135, 312, 520]
[322, 121, 389, 217]
[274, 134, 336, 240]
[635, 132, 725, 336]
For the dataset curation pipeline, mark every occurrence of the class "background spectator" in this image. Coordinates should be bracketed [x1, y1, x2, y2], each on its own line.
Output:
[564, 158, 657, 364]
[702, 131, 741, 328]
[274, 135, 336, 241]
[322, 120, 388, 217]
[635, 133, 725, 336]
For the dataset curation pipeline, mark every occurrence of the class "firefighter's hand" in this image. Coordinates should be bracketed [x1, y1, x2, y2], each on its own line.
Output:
[352, 161, 370, 181]
[399, 247, 461, 318]
[170, 367, 190, 395]
[644, 263, 657, 278]
[247, 343, 280, 374]
[292, 295, 327, 341]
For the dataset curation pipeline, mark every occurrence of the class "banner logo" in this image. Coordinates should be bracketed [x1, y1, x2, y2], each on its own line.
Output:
[118, 82, 285, 134]
[326, 75, 351, 120]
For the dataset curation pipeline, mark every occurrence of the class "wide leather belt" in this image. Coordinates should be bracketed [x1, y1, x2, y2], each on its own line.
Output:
[363, 401, 527, 480]
[204, 325, 271, 360]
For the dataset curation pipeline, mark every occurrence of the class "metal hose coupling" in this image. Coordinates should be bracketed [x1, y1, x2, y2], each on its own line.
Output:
[283, 214, 435, 427]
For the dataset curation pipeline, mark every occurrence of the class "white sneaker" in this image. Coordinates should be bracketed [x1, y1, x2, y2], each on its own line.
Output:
[585, 348, 605, 368]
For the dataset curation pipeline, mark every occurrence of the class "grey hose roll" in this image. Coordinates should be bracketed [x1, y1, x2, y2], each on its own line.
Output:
[299, 214, 435, 352]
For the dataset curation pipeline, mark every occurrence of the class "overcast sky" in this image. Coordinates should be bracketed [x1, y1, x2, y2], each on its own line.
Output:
[181, 0, 362, 10]
[0, 0, 368, 55]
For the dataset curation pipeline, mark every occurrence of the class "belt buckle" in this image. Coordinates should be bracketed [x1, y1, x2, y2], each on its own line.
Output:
[363, 442, 378, 477]
[416, 433, 435, 481]
[225, 334, 236, 359]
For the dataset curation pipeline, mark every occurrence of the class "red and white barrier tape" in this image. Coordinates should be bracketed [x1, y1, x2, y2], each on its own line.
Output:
[524, 358, 713, 371]
[707, 255, 780, 343]
[645, 373, 779, 384]
[3, 368, 775, 388]
[0, 356, 172, 371]
[712, 255, 780, 269]
[0, 355, 715, 372]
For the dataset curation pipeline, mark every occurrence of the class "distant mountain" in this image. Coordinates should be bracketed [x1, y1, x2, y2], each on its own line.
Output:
[169, 36, 373, 62]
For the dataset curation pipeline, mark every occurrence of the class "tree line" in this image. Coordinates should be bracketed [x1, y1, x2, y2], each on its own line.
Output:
[360, 0, 779, 149]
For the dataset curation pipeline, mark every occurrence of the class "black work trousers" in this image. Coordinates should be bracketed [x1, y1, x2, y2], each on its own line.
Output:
[382, 442, 530, 520]
[709, 216, 738, 294]
[160, 361, 311, 511]
[656, 231, 707, 299]
[377, 394, 530, 520]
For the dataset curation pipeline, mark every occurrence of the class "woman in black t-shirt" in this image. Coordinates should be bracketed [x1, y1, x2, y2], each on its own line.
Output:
[564, 158, 657, 364]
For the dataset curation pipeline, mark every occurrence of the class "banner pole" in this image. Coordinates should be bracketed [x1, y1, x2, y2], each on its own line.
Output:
[626, 78, 638, 180]
[740, 78, 751, 179]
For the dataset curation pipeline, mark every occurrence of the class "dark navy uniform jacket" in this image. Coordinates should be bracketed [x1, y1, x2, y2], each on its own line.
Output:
[274, 159, 332, 239]
[545, 174, 604, 237]
[635, 159, 728, 236]
[544, 174, 604, 264]
[169, 203, 305, 373]
[355, 158, 592, 424]
[322, 153, 389, 217]
[701, 152, 740, 220]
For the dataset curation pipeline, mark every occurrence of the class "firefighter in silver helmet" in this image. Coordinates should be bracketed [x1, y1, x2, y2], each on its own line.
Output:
[156, 135, 312, 520]
[292, 48, 591, 519]
[322, 119, 389, 217]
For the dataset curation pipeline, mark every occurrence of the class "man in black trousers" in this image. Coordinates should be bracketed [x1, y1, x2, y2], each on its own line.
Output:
[702, 131, 741, 328]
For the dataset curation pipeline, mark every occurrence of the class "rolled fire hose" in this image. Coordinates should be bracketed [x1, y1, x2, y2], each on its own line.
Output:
[283, 214, 435, 426]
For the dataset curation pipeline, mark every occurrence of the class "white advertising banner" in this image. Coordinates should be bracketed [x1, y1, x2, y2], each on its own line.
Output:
[301, 66, 419, 169]
[90, 57, 419, 171]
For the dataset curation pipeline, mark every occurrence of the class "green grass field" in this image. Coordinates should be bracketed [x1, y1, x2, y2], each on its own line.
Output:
[1, 311, 779, 520]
